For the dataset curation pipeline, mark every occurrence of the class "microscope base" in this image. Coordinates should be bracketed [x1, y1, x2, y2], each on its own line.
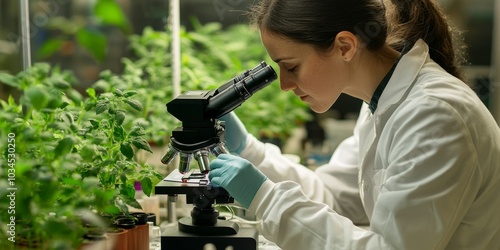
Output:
[161, 221, 259, 250]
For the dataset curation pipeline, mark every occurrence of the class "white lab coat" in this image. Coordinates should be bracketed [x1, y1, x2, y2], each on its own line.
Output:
[240, 39, 500, 249]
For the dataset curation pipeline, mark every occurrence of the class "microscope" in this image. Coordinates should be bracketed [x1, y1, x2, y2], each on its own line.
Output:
[154, 62, 277, 249]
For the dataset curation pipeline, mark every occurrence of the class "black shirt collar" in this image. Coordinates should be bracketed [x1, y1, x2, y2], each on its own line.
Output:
[368, 43, 414, 114]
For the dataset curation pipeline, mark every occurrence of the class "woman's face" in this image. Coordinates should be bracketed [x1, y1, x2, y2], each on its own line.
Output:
[260, 30, 350, 113]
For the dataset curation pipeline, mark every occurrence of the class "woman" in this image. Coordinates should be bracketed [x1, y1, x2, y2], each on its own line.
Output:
[209, 0, 500, 249]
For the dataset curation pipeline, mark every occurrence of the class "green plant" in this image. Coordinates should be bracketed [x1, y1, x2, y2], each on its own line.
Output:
[91, 50, 179, 146]
[0, 63, 161, 249]
[81, 86, 162, 206]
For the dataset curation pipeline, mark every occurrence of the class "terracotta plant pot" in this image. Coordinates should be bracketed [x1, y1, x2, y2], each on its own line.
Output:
[80, 229, 108, 250]
[115, 217, 136, 250]
[131, 212, 150, 250]
[106, 228, 128, 250]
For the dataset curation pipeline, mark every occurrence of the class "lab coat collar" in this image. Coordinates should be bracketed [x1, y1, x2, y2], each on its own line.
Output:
[356, 39, 429, 155]
[374, 39, 429, 116]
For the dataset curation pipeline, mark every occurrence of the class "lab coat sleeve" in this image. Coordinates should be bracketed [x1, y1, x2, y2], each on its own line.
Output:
[314, 104, 371, 224]
[314, 136, 369, 224]
[240, 104, 370, 223]
[249, 180, 386, 250]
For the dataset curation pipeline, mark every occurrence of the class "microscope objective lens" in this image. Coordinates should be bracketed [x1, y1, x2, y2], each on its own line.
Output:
[179, 153, 192, 173]
[210, 143, 229, 156]
[160, 143, 179, 165]
[194, 150, 211, 174]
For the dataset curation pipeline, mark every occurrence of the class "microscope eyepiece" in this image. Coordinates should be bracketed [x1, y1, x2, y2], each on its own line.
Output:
[216, 61, 268, 93]
[206, 64, 277, 118]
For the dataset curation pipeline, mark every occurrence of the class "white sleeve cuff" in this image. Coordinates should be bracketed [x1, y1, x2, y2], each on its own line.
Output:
[248, 179, 275, 214]
[239, 134, 267, 166]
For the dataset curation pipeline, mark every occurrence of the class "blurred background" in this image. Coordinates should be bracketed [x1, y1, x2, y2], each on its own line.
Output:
[0, 0, 499, 165]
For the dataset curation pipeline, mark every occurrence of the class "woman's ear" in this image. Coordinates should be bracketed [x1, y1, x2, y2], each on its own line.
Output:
[334, 31, 358, 61]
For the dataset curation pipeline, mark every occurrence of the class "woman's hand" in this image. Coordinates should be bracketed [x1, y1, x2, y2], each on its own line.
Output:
[209, 154, 267, 208]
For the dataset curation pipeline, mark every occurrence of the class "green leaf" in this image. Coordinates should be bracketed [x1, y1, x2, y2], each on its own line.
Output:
[62, 112, 75, 125]
[120, 142, 134, 159]
[120, 173, 127, 184]
[86, 88, 96, 98]
[51, 77, 71, 89]
[114, 110, 126, 126]
[62, 174, 81, 186]
[40, 131, 53, 140]
[89, 119, 100, 128]
[48, 121, 70, 131]
[45, 219, 75, 239]
[45, 88, 64, 109]
[55, 136, 76, 155]
[120, 183, 135, 199]
[115, 199, 129, 213]
[84, 99, 97, 111]
[151, 171, 164, 181]
[120, 192, 142, 210]
[124, 99, 143, 111]
[108, 106, 117, 115]
[80, 144, 97, 159]
[123, 90, 137, 97]
[0, 73, 19, 88]
[128, 126, 146, 137]
[94, 0, 130, 33]
[123, 196, 142, 210]
[140, 177, 153, 196]
[113, 126, 125, 141]
[37, 38, 64, 59]
[113, 89, 123, 97]
[60, 158, 79, 172]
[67, 89, 83, 104]
[7, 95, 15, 105]
[103, 204, 121, 215]
[132, 137, 153, 153]
[99, 70, 113, 80]
[24, 86, 50, 110]
[76, 28, 107, 62]
[82, 177, 100, 190]
[95, 101, 109, 114]
[91, 136, 107, 145]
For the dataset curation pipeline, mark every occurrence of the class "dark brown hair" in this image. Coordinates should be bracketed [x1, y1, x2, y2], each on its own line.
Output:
[249, 0, 465, 81]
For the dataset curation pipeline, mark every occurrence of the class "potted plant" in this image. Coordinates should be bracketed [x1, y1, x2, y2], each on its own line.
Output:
[0, 63, 162, 249]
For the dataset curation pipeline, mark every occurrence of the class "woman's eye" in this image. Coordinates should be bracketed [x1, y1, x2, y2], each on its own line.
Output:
[287, 66, 297, 72]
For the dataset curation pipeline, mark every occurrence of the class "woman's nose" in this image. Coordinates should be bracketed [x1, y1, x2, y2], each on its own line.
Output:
[279, 72, 295, 91]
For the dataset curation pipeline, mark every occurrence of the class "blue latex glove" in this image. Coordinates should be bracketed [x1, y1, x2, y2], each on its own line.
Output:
[209, 154, 267, 208]
[219, 112, 248, 155]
